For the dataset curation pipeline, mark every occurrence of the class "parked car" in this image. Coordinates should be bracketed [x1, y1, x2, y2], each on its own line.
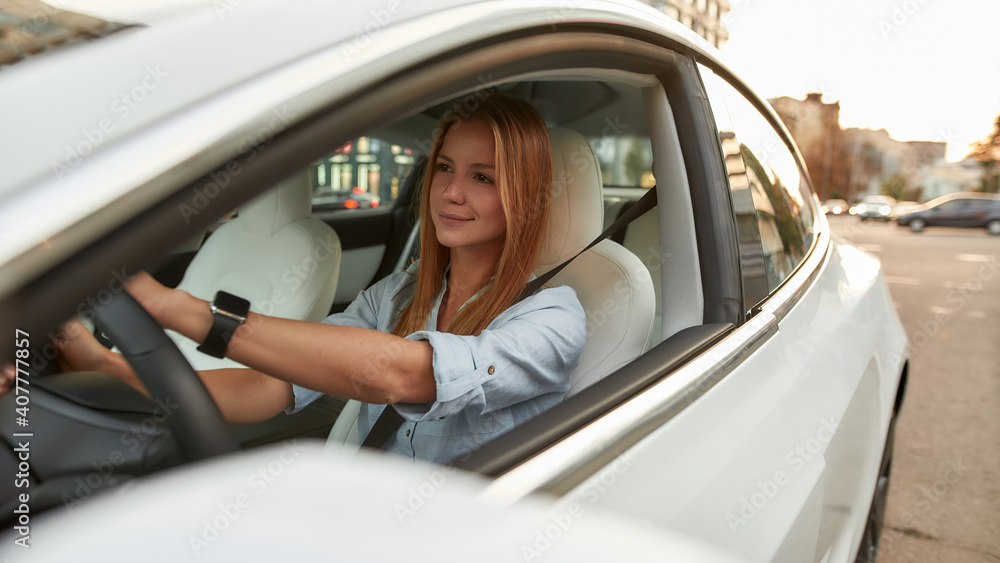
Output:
[821, 198, 849, 215]
[0, 1, 908, 561]
[850, 195, 897, 221]
[312, 187, 381, 210]
[896, 192, 1000, 234]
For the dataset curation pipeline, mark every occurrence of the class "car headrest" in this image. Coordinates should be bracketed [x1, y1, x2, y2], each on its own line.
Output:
[538, 127, 604, 270]
[238, 169, 312, 236]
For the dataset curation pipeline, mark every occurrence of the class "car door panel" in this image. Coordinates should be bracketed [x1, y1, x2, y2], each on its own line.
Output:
[523, 63, 906, 562]
[551, 241, 900, 562]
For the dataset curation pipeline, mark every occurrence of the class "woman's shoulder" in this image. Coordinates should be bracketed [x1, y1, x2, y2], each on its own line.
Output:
[513, 282, 583, 317]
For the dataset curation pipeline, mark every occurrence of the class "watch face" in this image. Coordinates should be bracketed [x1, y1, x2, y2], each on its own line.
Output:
[214, 291, 250, 316]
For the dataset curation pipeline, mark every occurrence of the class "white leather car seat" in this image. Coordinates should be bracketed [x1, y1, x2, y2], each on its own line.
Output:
[325, 127, 656, 452]
[540, 127, 657, 394]
[169, 169, 342, 370]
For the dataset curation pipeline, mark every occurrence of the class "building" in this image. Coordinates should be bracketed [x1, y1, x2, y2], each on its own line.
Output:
[841, 128, 946, 201]
[0, 0, 134, 66]
[921, 159, 984, 201]
[640, 0, 730, 48]
[770, 93, 843, 202]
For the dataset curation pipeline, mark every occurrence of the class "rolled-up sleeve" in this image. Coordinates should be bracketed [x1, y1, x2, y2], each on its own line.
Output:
[393, 285, 586, 422]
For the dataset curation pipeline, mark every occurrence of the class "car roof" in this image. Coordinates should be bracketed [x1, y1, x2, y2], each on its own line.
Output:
[1, 0, 744, 288]
[930, 191, 1000, 202]
[0, 0, 722, 195]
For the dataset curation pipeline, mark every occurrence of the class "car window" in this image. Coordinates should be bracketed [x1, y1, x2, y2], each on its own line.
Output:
[309, 136, 417, 211]
[702, 70, 816, 296]
[589, 134, 654, 189]
[935, 200, 967, 211]
[967, 199, 998, 211]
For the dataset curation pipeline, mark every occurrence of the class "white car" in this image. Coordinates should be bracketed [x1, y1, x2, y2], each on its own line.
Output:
[0, 1, 908, 561]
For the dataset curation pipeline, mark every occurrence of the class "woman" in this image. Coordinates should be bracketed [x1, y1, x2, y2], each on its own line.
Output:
[1, 94, 586, 463]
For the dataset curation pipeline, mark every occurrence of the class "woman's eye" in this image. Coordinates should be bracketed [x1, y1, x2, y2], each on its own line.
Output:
[436, 162, 451, 172]
[475, 173, 493, 184]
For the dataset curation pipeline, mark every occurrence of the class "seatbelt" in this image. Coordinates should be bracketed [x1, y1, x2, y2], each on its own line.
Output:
[361, 404, 406, 450]
[361, 186, 658, 450]
[516, 185, 658, 303]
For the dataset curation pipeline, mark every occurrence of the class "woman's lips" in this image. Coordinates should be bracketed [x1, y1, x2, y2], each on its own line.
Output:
[438, 212, 472, 225]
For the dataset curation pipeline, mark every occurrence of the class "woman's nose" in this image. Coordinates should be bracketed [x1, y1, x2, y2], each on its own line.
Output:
[441, 177, 465, 203]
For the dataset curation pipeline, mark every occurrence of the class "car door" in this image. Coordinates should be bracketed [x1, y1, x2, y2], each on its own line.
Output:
[468, 50, 904, 563]
[958, 198, 995, 227]
[928, 199, 971, 227]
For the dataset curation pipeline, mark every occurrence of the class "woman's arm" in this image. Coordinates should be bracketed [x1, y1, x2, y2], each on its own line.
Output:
[52, 319, 294, 424]
[129, 272, 436, 406]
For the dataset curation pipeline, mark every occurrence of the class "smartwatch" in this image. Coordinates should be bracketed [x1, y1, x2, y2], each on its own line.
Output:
[197, 291, 250, 358]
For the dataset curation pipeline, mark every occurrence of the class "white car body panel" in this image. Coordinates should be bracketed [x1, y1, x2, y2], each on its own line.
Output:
[571, 239, 904, 562]
[0, 1, 908, 561]
[6, 443, 746, 562]
[484, 232, 907, 562]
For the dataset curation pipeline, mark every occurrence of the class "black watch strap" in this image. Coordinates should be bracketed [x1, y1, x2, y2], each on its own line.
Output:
[197, 291, 250, 359]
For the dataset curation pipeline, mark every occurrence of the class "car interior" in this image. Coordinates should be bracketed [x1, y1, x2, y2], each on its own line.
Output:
[0, 67, 727, 522]
[148, 72, 708, 452]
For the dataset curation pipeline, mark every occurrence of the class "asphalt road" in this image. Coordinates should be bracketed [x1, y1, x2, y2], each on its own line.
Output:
[828, 215, 1000, 563]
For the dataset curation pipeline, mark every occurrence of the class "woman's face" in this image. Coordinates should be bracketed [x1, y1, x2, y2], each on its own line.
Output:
[429, 120, 506, 257]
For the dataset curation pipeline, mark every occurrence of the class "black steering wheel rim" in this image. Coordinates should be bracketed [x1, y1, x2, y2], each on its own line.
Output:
[93, 290, 237, 461]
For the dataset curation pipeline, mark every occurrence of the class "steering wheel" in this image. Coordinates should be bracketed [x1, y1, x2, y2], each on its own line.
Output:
[93, 290, 237, 461]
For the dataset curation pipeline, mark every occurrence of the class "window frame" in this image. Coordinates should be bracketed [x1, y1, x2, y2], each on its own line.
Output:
[694, 58, 827, 322]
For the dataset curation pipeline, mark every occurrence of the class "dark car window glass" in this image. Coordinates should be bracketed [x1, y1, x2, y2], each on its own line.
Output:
[967, 199, 997, 211]
[309, 136, 416, 211]
[708, 74, 816, 292]
[699, 64, 769, 311]
[935, 200, 967, 211]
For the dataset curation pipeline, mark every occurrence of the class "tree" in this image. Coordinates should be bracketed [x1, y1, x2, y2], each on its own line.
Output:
[880, 174, 909, 200]
[967, 113, 1000, 193]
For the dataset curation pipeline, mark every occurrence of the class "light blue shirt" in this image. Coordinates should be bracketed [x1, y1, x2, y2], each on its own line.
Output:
[287, 263, 586, 464]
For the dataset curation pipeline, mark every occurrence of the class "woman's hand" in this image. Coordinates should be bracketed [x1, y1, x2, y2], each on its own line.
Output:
[54, 320, 118, 374]
[55, 320, 145, 392]
[0, 320, 133, 398]
[122, 271, 177, 322]
[0, 364, 15, 397]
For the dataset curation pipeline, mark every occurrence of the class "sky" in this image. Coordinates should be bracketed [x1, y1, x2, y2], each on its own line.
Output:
[720, 0, 1000, 162]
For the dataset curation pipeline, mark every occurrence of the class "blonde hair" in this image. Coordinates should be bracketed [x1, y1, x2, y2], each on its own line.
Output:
[392, 94, 552, 337]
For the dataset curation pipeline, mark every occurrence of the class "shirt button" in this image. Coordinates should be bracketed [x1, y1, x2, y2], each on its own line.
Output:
[488, 366, 495, 375]
[405, 429, 411, 437]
